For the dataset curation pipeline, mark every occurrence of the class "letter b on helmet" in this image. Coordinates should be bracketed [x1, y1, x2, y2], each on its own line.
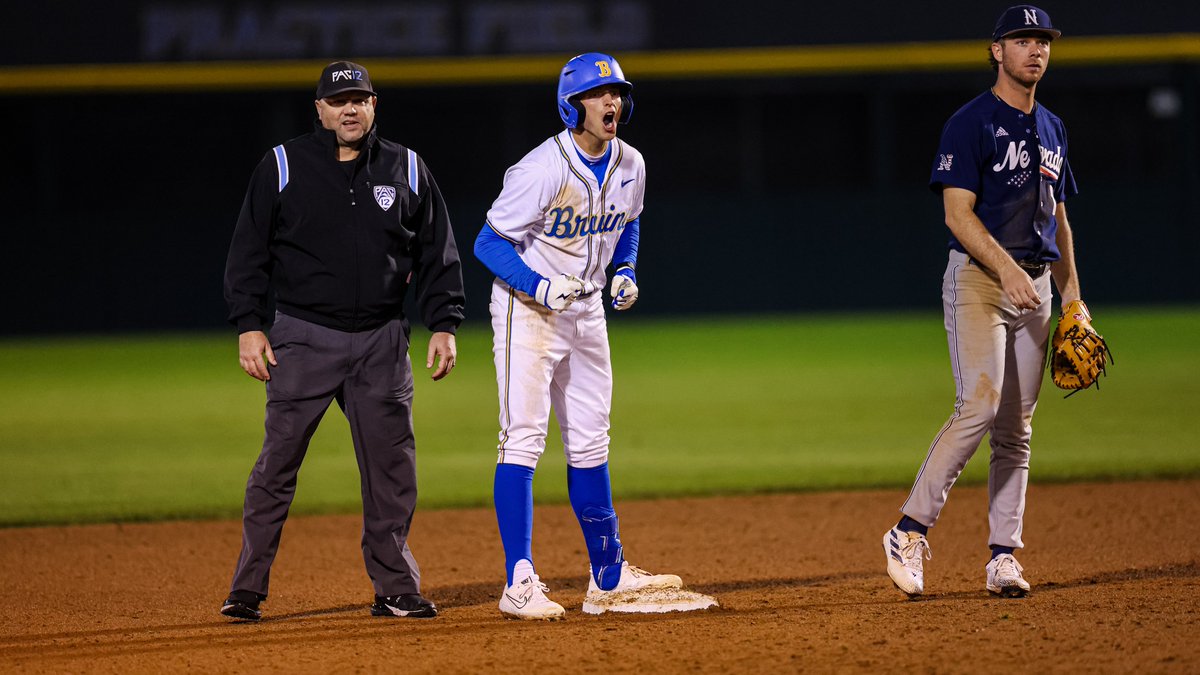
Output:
[557, 52, 634, 129]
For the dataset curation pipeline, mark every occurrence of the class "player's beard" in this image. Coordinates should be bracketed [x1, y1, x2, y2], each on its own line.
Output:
[999, 52, 1046, 89]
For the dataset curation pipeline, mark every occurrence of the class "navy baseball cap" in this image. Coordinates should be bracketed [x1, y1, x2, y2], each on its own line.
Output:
[315, 61, 376, 99]
[992, 5, 1061, 42]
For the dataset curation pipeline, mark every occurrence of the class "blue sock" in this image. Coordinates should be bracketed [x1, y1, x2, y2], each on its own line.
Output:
[494, 463, 535, 586]
[567, 463, 624, 591]
[897, 515, 929, 535]
[991, 545, 1015, 559]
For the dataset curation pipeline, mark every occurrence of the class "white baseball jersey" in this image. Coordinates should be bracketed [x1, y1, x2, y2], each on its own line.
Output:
[485, 129, 645, 292]
[484, 130, 645, 469]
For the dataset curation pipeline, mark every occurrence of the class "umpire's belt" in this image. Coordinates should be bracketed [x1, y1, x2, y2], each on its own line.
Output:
[969, 256, 1048, 279]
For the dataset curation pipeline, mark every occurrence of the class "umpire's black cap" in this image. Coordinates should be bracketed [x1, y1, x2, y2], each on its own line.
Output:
[315, 61, 376, 99]
[992, 5, 1061, 42]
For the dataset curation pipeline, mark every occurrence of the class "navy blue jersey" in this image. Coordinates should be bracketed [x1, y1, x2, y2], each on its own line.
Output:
[929, 90, 1078, 263]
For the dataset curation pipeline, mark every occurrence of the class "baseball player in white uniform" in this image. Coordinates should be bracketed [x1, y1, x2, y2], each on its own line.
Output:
[473, 53, 693, 620]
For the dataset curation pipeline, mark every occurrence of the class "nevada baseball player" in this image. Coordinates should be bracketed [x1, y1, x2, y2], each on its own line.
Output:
[884, 5, 1088, 599]
[473, 53, 703, 620]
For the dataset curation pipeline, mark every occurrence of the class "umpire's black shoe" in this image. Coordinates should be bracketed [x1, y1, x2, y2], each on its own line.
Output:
[220, 590, 265, 622]
[371, 593, 438, 618]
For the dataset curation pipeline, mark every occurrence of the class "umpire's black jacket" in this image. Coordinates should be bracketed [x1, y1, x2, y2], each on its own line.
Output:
[224, 124, 465, 335]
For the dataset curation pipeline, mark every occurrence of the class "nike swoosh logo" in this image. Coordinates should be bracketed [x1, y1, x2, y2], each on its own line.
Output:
[505, 593, 530, 609]
[621, 178, 635, 187]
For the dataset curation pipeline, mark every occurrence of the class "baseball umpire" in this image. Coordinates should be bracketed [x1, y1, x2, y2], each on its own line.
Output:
[884, 6, 1092, 598]
[220, 60, 465, 621]
[473, 53, 711, 619]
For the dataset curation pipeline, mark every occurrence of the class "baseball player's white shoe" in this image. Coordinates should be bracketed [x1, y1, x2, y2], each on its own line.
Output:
[986, 553, 1031, 598]
[499, 573, 566, 621]
[589, 561, 683, 594]
[884, 526, 931, 597]
[581, 561, 689, 614]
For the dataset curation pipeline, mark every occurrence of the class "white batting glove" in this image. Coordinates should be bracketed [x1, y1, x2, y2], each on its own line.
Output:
[535, 274, 585, 311]
[610, 267, 638, 310]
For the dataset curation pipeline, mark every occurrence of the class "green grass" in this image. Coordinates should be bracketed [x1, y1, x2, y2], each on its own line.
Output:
[1, 307, 1197, 526]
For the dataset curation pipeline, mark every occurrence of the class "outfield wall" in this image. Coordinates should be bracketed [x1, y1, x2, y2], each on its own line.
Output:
[1, 2, 1196, 334]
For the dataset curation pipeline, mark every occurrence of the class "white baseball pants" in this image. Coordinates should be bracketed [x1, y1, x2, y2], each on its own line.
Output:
[489, 279, 612, 469]
[901, 250, 1053, 549]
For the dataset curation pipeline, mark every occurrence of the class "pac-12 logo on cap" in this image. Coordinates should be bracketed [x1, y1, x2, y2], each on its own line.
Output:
[332, 69, 364, 82]
[373, 185, 396, 211]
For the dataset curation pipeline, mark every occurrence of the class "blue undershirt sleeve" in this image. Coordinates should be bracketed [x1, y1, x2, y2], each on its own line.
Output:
[612, 217, 639, 270]
[473, 224, 544, 298]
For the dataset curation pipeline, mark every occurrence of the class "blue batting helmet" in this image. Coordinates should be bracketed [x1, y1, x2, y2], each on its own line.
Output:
[557, 52, 634, 129]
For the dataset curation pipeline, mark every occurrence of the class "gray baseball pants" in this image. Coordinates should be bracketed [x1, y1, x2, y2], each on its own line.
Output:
[229, 312, 422, 598]
[900, 250, 1053, 549]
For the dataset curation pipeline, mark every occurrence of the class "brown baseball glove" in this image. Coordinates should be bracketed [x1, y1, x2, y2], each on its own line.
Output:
[1048, 300, 1112, 395]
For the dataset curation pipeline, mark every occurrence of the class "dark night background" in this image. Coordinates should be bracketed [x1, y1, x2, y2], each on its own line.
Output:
[2, 1, 1196, 334]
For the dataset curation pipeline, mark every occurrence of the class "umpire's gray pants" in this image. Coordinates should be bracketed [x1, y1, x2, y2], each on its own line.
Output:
[900, 251, 1053, 549]
[230, 312, 422, 598]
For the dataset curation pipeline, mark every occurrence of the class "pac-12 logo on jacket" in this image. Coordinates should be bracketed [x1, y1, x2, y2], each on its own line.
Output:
[545, 205, 629, 239]
[374, 185, 396, 211]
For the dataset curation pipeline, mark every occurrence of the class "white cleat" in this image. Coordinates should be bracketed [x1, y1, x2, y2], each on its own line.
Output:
[986, 553, 1031, 598]
[590, 561, 683, 594]
[884, 526, 931, 597]
[499, 573, 566, 621]
[583, 561, 715, 615]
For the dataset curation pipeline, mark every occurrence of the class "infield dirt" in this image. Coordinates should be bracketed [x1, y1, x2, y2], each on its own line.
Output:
[2, 479, 1198, 673]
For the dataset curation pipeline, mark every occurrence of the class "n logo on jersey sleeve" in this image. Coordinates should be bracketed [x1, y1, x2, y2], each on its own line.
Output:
[937, 154, 954, 171]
